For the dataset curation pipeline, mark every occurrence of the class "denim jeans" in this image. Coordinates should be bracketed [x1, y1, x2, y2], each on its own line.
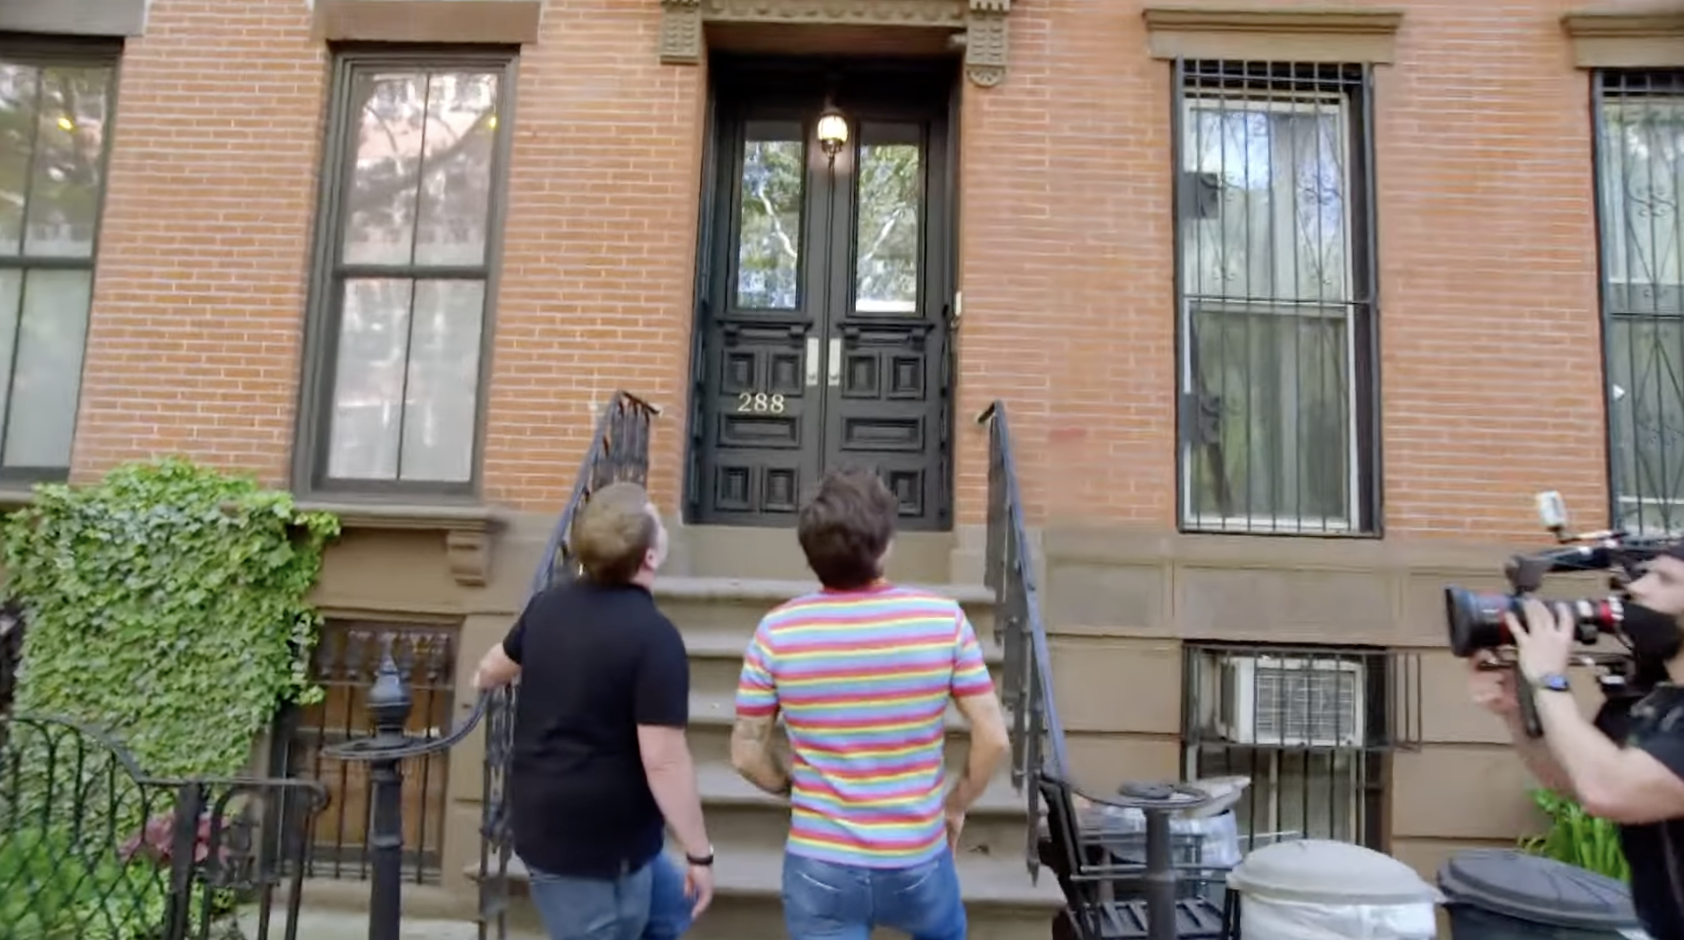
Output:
[781, 849, 966, 940]
[527, 853, 694, 940]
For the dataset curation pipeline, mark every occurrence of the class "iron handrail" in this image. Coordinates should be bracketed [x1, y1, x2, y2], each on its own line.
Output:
[976, 401, 1069, 879]
[529, 391, 662, 596]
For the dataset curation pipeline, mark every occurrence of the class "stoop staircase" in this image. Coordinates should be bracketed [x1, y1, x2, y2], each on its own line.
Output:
[466, 394, 1065, 940]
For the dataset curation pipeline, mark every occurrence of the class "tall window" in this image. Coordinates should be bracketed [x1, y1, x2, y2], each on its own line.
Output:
[1174, 62, 1379, 534]
[1599, 71, 1684, 535]
[0, 45, 117, 478]
[299, 53, 513, 494]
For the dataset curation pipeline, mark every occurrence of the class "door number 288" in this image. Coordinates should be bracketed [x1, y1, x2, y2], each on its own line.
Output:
[736, 392, 787, 414]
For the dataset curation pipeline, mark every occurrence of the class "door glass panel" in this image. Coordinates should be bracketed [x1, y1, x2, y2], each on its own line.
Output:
[735, 120, 805, 310]
[854, 122, 923, 314]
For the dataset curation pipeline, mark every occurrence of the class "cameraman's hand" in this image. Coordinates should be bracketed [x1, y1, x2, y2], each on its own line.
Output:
[1467, 654, 1519, 718]
[1506, 598, 1576, 685]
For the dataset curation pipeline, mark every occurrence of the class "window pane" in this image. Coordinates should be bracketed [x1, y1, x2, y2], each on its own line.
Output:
[399, 280, 484, 483]
[735, 122, 804, 310]
[0, 65, 40, 256]
[0, 270, 20, 424]
[21, 66, 111, 259]
[341, 70, 501, 268]
[1186, 304, 1351, 526]
[5, 268, 92, 467]
[855, 123, 921, 314]
[1183, 98, 1349, 303]
[327, 278, 414, 480]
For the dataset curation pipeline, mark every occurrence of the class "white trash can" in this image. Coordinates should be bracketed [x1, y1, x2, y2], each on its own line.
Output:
[1226, 838, 1443, 940]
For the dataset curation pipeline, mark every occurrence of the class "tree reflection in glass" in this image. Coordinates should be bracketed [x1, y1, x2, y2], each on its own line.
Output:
[325, 68, 500, 485]
[0, 58, 113, 471]
[735, 129, 803, 310]
[854, 124, 921, 314]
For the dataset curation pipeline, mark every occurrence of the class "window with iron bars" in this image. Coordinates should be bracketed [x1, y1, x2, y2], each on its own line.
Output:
[1598, 70, 1684, 536]
[1173, 61, 1381, 535]
[1181, 642, 1413, 853]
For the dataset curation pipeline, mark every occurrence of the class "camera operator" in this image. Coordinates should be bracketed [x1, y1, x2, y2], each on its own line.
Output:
[1470, 545, 1684, 937]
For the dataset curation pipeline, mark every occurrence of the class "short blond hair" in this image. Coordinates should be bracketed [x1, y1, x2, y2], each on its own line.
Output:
[570, 481, 656, 584]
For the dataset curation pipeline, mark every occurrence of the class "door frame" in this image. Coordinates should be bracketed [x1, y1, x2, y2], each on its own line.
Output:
[681, 55, 964, 529]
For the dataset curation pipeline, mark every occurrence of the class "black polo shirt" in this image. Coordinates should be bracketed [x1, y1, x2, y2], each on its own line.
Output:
[500, 580, 689, 879]
[1597, 683, 1684, 938]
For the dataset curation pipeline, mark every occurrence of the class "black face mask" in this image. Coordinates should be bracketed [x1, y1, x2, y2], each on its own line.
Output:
[1622, 602, 1684, 663]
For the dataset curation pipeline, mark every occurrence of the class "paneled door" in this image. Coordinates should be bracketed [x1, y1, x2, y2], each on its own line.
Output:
[689, 68, 955, 531]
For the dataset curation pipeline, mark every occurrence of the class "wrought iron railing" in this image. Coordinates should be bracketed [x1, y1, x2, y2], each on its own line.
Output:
[1181, 641, 1421, 854]
[532, 392, 662, 593]
[0, 603, 22, 717]
[0, 712, 328, 940]
[977, 401, 1069, 876]
[271, 622, 460, 884]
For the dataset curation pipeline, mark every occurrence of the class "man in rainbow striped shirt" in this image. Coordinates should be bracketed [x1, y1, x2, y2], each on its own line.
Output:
[731, 468, 1012, 940]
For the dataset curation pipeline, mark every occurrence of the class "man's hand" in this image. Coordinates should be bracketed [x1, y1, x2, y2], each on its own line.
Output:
[1508, 598, 1576, 684]
[943, 808, 965, 851]
[1467, 654, 1520, 718]
[684, 863, 714, 917]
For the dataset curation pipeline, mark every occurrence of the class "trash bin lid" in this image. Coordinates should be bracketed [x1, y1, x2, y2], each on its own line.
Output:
[1437, 849, 1639, 931]
[1226, 839, 1441, 905]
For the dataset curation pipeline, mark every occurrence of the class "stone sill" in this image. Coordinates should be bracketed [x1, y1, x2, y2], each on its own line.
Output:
[297, 499, 509, 588]
[0, 488, 509, 589]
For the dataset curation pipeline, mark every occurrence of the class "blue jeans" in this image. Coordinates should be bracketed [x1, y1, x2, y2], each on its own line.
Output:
[528, 853, 694, 940]
[781, 849, 966, 940]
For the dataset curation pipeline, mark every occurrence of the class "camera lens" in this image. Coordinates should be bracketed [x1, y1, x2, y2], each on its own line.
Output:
[1444, 587, 1513, 657]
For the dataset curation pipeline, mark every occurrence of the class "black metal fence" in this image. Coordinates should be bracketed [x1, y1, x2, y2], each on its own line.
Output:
[0, 603, 22, 717]
[269, 621, 459, 884]
[1181, 641, 1421, 853]
[0, 712, 328, 940]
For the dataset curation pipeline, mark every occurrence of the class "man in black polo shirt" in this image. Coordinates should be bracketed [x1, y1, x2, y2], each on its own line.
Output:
[1470, 543, 1684, 938]
[474, 482, 714, 940]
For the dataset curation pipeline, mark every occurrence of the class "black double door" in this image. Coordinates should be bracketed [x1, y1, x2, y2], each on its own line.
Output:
[688, 66, 956, 531]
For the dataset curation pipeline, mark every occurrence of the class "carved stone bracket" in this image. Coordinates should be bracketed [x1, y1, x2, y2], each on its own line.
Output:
[659, 0, 1014, 87]
[299, 501, 507, 588]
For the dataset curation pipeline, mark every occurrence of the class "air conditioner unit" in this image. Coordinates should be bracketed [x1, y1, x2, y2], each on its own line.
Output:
[1214, 655, 1365, 748]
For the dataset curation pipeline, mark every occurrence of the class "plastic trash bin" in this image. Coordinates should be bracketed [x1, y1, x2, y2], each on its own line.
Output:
[1226, 839, 1440, 940]
[1437, 849, 1649, 939]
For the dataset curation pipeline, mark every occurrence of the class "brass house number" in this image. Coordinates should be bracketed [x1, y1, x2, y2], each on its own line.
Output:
[736, 392, 787, 414]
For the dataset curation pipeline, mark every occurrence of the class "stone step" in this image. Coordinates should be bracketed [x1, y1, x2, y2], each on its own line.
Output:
[477, 842, 1066, 940]
[680, 622, 1007, 701]
[692, 759, 1031, 859]
[669, 525, 959, 585]
[685, 689, 979, 768]
[651, 576, 997, 640]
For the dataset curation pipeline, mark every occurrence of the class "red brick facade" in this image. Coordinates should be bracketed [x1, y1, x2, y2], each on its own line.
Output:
[30, 0, 1673, 537]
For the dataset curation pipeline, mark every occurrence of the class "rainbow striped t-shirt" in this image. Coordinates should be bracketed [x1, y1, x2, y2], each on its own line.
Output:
[735, 582, 995, 869]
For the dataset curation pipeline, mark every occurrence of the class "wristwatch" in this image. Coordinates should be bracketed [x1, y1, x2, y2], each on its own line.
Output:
[685, 847, 716, 867]
[1536, 672, 1572, 693]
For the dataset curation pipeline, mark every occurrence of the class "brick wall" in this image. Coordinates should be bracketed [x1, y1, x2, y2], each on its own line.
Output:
[72, 0, 1616, 540]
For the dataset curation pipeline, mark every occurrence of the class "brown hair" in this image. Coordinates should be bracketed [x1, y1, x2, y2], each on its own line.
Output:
[570, 481, 657, 585]
[797, 467, 898, 590]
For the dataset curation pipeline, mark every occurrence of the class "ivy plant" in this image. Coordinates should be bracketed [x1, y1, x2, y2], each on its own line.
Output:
[1520, 787, 1630, 882]
[2, 457, 338, 779]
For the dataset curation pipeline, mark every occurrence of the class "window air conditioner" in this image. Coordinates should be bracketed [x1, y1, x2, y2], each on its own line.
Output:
[1214, 655, 1365, 748]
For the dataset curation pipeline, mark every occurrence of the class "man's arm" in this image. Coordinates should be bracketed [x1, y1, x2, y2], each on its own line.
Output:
[1536, 690, 1684, 824]
[1506, 712, 1577, 796]
[732, 625, 791, 796]
[636, 624, 711, 859]
[947, 613, 1009, 815]
[474, 606, 528, 690]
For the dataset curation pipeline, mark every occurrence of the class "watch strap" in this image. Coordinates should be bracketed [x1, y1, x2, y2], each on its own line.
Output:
[1537, 672, 1572, 693]
[685, 848, 715, 867]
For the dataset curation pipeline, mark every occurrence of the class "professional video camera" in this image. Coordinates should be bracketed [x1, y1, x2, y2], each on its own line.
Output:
[1443, 491, 1677, 737]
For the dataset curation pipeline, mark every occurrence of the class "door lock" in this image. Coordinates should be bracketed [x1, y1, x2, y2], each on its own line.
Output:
[805, 337, 820, 387]
[827, 338, 842, 387]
